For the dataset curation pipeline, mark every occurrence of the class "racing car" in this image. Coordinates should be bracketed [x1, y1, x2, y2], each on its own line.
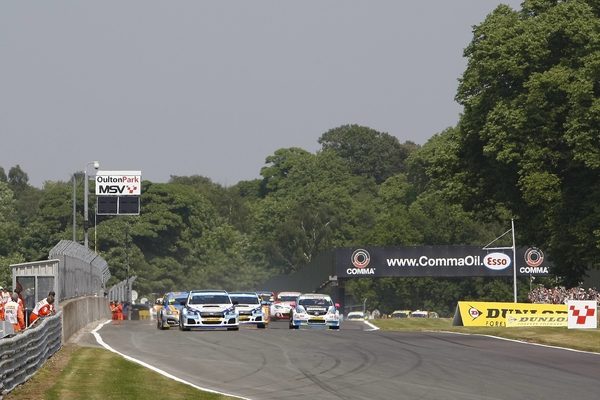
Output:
[270, 291, 301, 320]
[179, 290, 239, 331]
[289, 293, 340, 330]
[157, 291, 188, 329]
[229, 292, 267, 328]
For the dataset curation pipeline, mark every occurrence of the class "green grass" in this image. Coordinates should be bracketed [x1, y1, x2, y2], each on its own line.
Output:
[372, 318, 600, 353]
[7, 346, 237, 400]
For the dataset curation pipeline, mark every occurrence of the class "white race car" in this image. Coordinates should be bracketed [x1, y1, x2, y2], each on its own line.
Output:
[229, 292, 267, 329]
[270, 291, 301, 320]
[289, 293, 340, 330]
[179, 290, 239, 331]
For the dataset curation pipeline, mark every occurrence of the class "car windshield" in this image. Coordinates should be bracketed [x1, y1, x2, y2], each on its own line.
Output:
[172, 297, 187, 304]
[189, 294, 231, 305]
[230, 295, 259, 305]
[279, 295, 298, 302]
[299, 298, 332, 307]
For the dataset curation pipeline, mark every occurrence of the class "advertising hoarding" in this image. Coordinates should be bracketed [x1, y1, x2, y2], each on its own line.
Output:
[453, 301, 567, 327]
[335, 246, 550, 278]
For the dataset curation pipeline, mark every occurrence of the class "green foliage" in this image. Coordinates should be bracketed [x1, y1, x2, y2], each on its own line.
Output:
[450, 0, 600, 284]
[319, 125, 418, 184]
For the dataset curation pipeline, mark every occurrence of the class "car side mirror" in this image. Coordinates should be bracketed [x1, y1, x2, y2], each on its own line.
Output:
[232, 300, 239, 305]
[180, 301, 186, 306]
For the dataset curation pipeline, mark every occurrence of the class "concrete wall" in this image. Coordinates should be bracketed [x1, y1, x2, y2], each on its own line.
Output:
[61, 296, 110, 342]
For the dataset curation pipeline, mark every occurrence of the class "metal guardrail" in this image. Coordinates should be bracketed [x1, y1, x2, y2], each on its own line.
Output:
[0, 312, 62, 396]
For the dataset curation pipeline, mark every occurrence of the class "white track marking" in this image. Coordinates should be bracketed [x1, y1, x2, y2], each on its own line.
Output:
[92, 320, 253, 400]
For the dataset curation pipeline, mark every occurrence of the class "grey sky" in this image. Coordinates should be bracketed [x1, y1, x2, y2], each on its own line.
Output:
[1, 1, 522, 188]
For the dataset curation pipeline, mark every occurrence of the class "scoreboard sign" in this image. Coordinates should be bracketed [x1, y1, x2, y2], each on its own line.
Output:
[95, 171, 141, 195]
[96, 170, 141, 215]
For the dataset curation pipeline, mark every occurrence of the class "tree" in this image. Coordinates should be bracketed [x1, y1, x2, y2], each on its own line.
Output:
[318, 125, 417, 184]
[8, 165, 29, 191]
[0, 167, 7, 183]
[448, 0, 600, 284]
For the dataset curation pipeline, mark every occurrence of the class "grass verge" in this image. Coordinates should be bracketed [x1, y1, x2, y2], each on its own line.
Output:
[371, 318, 600, 353]
[6, 345, 237, 400]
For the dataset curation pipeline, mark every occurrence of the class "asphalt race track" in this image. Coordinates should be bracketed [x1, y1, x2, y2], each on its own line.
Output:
[96, 320, 600, 400]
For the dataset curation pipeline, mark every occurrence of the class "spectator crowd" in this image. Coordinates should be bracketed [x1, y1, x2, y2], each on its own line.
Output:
[528, 285, 600, 304]
[0, 285, 56, 337]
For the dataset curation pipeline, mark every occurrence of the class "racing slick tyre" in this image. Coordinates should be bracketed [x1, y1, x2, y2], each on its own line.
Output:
[179, 318, 190, 331]
[227, 327, 239, 331]
[257, 323, 266, 329]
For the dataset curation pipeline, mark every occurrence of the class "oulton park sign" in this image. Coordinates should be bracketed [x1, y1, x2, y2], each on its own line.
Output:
[335, 246, 550, 278]
[95, 171, 141, 196]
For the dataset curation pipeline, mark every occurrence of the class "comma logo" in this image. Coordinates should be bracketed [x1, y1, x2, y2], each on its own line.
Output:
[524, 248, 544, 267]
[351, 249, 370, 269]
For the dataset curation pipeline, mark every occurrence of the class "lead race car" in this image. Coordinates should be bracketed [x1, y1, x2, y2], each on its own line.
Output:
[289, 293, 340, 330]
[179, 290, 239, 331]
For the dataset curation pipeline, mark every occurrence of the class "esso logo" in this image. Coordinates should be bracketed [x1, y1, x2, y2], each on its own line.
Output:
[483, 252, 511, 270]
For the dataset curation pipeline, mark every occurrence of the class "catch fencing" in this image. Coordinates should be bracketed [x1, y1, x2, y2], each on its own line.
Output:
[49, 240, 110, 300]
[0, 312, 62, 396]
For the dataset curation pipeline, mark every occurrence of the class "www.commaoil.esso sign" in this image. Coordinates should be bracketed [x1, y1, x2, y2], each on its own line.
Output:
[335, 246, 551, 278]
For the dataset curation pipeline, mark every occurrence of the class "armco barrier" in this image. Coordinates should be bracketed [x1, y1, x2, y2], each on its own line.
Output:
[0, 296, 110, 397]
[0, 312, 62, 396]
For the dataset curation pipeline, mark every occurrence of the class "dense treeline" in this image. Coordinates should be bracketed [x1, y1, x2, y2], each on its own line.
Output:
[1, 0, 598, 315]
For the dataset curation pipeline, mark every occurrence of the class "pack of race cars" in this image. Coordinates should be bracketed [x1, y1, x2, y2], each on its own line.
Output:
[155, 290, 341, 331]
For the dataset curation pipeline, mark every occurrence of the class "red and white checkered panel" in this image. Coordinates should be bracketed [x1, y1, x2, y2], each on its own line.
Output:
[567, 300, 597, 329]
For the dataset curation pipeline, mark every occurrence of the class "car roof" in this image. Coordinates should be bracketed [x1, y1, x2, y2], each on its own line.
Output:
[298, 293, 331, 299]
[189, 290, 229, 295]
[278, 291, 301, 295]
[165, 291, 188, 297]
[229, 292, 258, 296]
[347, 311, 364, 315]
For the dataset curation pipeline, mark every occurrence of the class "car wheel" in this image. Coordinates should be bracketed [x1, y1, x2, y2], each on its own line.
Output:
[257, 323, 266, 329]
[179, 318, 189, 331]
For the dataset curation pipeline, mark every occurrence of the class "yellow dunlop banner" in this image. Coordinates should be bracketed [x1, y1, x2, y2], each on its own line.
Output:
[453, 302, 567, 327]
[505, 313, 567, 327]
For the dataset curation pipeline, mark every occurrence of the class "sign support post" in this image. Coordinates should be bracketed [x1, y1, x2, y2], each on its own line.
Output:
[483, 218, 517, 303]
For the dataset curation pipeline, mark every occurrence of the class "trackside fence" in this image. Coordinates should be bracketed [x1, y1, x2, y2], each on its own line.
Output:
[0, 312, 62, 397]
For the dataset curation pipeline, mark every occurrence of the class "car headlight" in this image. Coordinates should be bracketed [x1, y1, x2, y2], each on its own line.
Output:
[252, 307, 263, 315]
[296, 305, 307, 313]
[224, 306, 236, 314]
[166, 310, 173, 315]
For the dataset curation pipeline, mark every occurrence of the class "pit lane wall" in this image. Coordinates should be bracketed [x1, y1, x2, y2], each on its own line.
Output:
[61, 295, 110, 343]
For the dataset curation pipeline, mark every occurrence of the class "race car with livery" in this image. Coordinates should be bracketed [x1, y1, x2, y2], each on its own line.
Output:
[270, 291, 301, 320]
[157, 291, 188, 329]
[229, 292, 267, 328]
[289, 293, 340, 330]
[179, 290, 239, 331]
